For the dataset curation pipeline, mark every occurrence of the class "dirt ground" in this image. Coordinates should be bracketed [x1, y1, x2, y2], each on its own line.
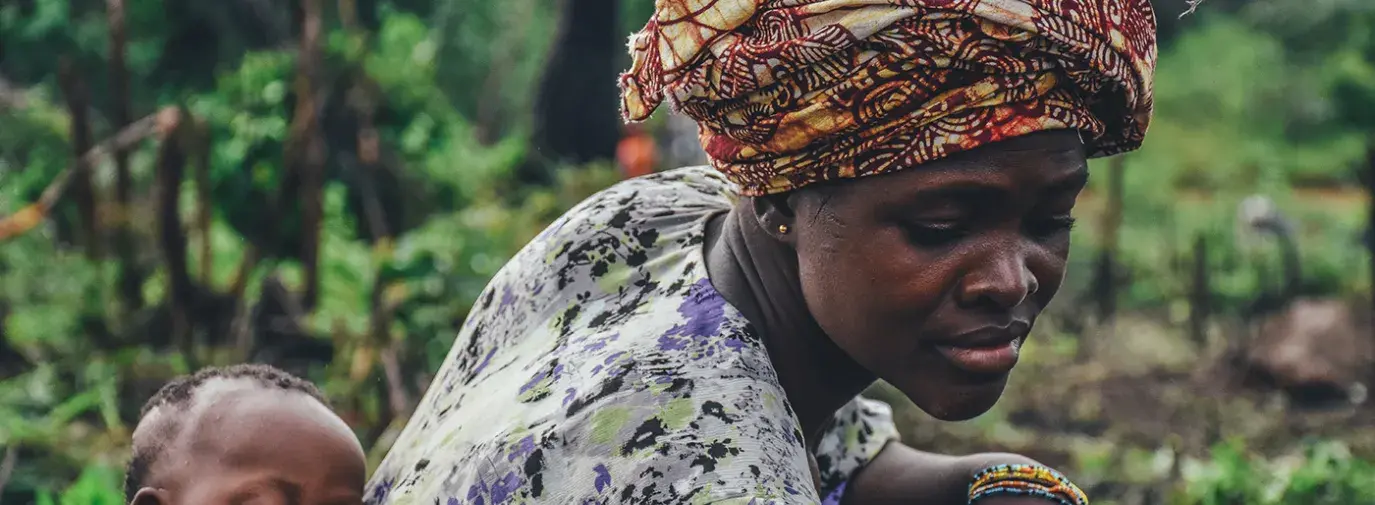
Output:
[867, 311, 1375, 505]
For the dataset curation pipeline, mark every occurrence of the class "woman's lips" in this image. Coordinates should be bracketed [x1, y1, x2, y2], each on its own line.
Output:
[934, 338, 1022, 375]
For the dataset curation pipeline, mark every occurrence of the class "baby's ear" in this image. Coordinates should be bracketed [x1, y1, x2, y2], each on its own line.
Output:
[129, 487, 170, 505]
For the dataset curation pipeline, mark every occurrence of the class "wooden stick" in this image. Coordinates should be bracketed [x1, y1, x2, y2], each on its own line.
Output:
[0, 108, 179, 242]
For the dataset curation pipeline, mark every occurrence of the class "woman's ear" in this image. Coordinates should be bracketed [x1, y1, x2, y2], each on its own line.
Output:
[130, 487, 170, 505]
[751, 194, 797, 243]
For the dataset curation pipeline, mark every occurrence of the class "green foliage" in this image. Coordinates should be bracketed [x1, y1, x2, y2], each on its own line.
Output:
[0, 234, 107, 354]
[0, 99, 80, 205]
[1278, 442, 1375, 504]
[0, 358, 127, 498]
[32, 465, 124, 505]
[1180, 440, 1375, 505]
[1072, 12, 1375, 313]
[1135, 16, 1366, 192]
[1179, 441, 1270, 505]
[360, 12, 443, 112]
[427, 0, 557, 135]
[3, 0, 1375, 502]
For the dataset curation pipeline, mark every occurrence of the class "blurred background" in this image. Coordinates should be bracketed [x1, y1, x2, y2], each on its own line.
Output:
[1, 0, 1374, 503]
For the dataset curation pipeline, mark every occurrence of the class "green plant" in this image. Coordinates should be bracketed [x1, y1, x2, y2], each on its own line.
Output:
[1181, 440, 1271, 505]
[1179, 440, 1375, 505]
[33, 464, 124, 505]
[1275, 441, 1375, 505]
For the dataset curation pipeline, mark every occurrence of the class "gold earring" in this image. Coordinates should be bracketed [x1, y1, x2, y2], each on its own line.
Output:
[778, 224, 790, 234]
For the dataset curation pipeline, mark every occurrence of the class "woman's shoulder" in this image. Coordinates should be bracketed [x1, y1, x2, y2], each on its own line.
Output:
[368, 169, 831, 504]
[542, 166, 735, 243]
[487, 166, 734, 306]
[815, 396, 901, 498]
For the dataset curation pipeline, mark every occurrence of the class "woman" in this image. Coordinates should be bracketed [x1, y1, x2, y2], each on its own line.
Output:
[367, 0, 1155, 504]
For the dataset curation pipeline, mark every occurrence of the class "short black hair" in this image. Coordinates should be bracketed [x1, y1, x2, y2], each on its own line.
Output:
[123, 364, 328, 502]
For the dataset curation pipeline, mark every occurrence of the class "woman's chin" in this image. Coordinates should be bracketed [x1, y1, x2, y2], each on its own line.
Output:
[899, 376, 1009, 422]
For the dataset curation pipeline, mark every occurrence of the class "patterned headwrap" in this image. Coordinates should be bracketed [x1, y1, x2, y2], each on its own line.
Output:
[620, 0, 1157, 196]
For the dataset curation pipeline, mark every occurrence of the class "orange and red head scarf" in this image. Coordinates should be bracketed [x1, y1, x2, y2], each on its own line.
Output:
[620, 0, 1157, 196]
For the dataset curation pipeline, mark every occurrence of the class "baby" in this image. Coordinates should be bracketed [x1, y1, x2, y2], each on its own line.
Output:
[124, 364, 366, 505]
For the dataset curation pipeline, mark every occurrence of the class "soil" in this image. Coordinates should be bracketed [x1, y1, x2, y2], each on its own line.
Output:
[870, 311, 1375, 504]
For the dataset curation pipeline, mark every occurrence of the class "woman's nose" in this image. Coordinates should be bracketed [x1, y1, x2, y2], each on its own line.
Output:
[956, 246, 1039, 310]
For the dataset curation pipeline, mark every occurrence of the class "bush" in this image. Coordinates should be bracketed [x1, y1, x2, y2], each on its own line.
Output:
[1179, 440, 1375, 505]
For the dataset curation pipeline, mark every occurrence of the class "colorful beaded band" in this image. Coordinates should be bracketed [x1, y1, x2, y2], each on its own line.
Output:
[967, 463, 1089, 505]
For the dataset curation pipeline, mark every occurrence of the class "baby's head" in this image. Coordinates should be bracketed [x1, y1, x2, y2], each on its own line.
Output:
[125, 364, 365, 505]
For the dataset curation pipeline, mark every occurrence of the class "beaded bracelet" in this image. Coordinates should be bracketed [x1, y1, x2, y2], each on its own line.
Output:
[967, 463, 1089, 505]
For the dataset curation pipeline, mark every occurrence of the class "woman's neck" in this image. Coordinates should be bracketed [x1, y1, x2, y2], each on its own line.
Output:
[704, 205, 875, 446]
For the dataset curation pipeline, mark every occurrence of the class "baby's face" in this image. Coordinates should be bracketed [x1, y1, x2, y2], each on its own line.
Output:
[143, 381, 366, 505]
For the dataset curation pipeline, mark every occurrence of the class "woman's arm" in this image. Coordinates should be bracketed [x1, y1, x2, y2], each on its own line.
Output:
[842, 442, 1055, 505]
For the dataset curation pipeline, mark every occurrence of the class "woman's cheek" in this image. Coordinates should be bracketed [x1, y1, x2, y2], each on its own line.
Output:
[1029, 243, 1071, 302]
[856, 245, 948, 331]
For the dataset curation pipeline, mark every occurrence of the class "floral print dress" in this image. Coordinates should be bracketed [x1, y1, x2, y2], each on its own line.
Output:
[366, 167, 899, 505]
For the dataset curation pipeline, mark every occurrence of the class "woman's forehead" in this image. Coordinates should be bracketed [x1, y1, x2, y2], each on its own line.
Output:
[832, 137, 1088, 206]
[983, 129, 1086, 153]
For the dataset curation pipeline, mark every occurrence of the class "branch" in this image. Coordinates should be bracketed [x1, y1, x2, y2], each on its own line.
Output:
[0, 107, 180, 242]
[379, 341, 411, 418]
[1181, 0, 1206, 18]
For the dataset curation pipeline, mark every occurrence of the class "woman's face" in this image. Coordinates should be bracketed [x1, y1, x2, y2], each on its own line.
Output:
[782, 129, 1088, 421]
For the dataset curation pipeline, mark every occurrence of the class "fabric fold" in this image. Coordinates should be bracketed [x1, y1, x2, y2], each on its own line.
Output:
[620, 0, 1157, 196]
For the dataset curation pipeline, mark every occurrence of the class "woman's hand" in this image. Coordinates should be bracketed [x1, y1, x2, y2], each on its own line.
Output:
[844, 443, 1073, 505]
[962, 452, 1084, 505]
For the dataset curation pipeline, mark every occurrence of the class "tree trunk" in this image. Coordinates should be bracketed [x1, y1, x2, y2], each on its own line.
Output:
[342, 0, 414, 423]
[57, 59, 100, 259]
[155, 115, 194, 366]
[1093, 155, 1126, 322]
[194, 123, 215, 288]
[292, 0, 326, 310]
[108, 0, 144, 309]
[530, 0, 621, 170]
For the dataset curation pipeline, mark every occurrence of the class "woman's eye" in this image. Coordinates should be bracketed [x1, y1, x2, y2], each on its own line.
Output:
[1025, 215, 1076, 239]
[903, 222, 968, 246]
